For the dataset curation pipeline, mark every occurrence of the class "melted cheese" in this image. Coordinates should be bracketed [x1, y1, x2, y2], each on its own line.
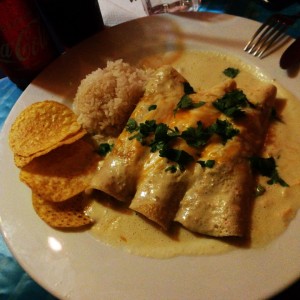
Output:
[92, 64, 275, 236]
[87, 51, 300, 258]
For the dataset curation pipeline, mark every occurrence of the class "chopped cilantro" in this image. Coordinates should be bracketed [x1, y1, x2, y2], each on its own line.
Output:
[177, 95, 194, 110]
[183, 81, 195, 95]
[128, 132, 144, 143]
[159, 148, 194, 170]
[154, 123, 170, 140]
[127, 119, 157, 145]
[168, 126, 181, 137]
[174, 95, 205, 114]
[148, 104, 157, 111]
[127, 119, 180, 153]
[125, 116, 239, 171]
[223, 67, 240, 78]
[165, 165, 178, 173]
[149, 140, 166, 152]
[181, 119, 240, 147]
[173, 95, 205, 115]
[213, 90, 252, 119]
[197, 159, 215, 168]
[255, 184, 266, 196]
[126, 118, 138, 133]
[249, 156, 289, 187]
[149, 124, 180, 152]
[181, 121, 211, 148]
[268, 171, 289, 186]
[139, 120, 157, 136]
[171, 82, 204, 115]
[97, 143, 113, 156]
[209, 119, 239, 144]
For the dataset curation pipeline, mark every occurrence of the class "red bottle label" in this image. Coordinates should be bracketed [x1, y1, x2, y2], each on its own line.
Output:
[0, 0, 56, 72]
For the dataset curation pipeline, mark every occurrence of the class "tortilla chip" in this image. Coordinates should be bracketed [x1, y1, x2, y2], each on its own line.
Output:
[14, 129, 86, 168]
[32, 193, 93, 228]
[9, 100, 83, 158]
[20, 139, 100, 202]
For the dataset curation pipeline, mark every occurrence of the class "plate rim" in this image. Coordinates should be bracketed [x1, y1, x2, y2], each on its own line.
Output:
[1, 12, 300, 300]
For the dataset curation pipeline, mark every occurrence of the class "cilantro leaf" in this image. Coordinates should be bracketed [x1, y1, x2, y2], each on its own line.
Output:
[128, 132, 144, 143]
[183, 81, 195, 95]
[97, 143, 114, 156]
[209, 119, 239, 144]
[172, 81, 204, 115]
[126, 117, 239, 172]
[159, 148, 194, 170]
[255, 184, 266, 196]
[148, 104, 157, 111]
[149, 123, 170, 152]
[127, 119, 157, 145]
[213, 90, 251, 118]
[149, 124, 180, 152]
[181, 121, 211, 148]
[126, 118, 138, 133]
[175, 95, 193, 111]
[223, 67, 240, 78]
[197, 160, 215, 168]
[154, 123, 169, 140]
[174, 95, 205, 115]
[249, 156, 289, 187]
[139, 120, 157, 136]
[165, 165, 178, 173]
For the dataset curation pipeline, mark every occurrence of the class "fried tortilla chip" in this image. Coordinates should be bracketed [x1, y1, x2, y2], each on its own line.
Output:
[9, 100, 85, 158]
[14, 129, 86, 168]
[32, 193, 93, 228]
[20, 139, 100, 202]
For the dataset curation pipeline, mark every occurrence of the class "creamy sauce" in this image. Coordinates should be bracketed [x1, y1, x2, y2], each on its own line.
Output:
[87, 50, 300, 258]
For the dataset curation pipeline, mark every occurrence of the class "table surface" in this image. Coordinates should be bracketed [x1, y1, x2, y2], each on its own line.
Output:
[1, 0, 300, 299]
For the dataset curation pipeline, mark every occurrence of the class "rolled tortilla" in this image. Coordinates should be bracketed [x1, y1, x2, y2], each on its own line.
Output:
[91, 66, 187, 202]
[129, 79, 238, 229]
[175, 82, 276, 236]
[92, 65, 276, 237]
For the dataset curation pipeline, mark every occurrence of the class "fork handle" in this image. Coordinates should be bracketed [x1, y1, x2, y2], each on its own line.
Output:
[280, 37, 300, 69]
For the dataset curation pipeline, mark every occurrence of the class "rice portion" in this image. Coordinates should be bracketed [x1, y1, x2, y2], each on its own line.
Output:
[73, 60, 150, 139]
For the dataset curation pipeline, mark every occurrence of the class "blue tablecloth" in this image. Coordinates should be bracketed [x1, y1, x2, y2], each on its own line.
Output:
[0, 79, 21, 298]
[0, 238, 56, 300]
[0, 78, 57, 299]
[1, 1, 300, 299]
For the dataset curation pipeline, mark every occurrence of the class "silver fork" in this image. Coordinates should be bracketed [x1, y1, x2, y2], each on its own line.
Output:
[244, 12, 300, 58]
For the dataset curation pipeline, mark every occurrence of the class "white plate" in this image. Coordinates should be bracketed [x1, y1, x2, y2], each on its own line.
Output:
[1, 13, 300, 300]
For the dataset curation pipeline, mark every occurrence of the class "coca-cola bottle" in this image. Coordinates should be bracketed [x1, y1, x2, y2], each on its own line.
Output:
[0, 0, 59, 89]
[35, 0, 104, 49]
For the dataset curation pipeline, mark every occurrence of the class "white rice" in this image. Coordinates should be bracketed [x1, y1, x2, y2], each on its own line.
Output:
[73, 60, 150, 140]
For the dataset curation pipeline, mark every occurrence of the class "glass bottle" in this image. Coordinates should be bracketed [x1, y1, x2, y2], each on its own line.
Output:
[0, 0, 59, 89]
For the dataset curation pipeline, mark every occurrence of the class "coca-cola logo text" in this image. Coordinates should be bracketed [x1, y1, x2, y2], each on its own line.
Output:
[0, 18, 51, 66]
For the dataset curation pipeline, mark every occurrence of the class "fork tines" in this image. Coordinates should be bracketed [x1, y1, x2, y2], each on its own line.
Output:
[244, 14, 292, 58]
